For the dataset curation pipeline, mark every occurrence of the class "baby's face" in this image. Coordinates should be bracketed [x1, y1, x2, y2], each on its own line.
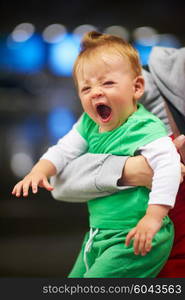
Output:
[77, 52, 144, 132]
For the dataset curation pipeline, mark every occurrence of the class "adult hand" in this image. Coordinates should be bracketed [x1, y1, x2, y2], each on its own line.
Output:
[120, 155, 153, 189]
[173, 135, 185, 181]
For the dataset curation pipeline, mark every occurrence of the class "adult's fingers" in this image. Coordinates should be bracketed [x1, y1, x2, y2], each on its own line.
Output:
[181, 163, 185, 176]
[173, 135, 185, 150]
[179, 163, 185, 183]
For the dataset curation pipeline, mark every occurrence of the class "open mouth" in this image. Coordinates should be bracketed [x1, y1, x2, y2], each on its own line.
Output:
[96, 104, 112, 121]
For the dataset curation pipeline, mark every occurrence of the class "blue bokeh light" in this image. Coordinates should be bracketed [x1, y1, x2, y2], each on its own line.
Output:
[0, 34, 45, 73]
[133, 42, 153, 66]
[48, 33, 81, 76]
[47, 107, 76, 142]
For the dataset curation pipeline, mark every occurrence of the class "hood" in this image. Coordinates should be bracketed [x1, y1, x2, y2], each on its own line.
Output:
[148, 46, 185, 117]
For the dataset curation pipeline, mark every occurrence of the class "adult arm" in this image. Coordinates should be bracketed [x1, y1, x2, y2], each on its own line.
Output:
[51, 154, 152, 202]
[51, 135, 185, 203]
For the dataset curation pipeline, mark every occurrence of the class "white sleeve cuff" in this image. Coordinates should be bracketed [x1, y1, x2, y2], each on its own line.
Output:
[41, 126, 87, 174]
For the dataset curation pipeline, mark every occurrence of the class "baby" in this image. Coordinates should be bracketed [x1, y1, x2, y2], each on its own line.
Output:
[12, 31, 181, 278]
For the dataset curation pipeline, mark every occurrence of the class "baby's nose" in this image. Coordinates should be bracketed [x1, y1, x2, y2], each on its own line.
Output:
[91, 87, 103, 98]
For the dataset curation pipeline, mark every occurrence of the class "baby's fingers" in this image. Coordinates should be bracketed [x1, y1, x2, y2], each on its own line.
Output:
[125, 228, 136, 247]
[137, 234, 146, 256]
[12, 184, 18, 195]
[22, 181, 32, 197]
[133, 233, 141, 255]
[31, 176, 53, 193]
[144, 233, 152, 254]
[31, 181, 39, 194]
[12, 181, 24, 197]
[41, 178, 54, 191]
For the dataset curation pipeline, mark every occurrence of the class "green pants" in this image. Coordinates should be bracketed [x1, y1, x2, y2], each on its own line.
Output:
[68, 217, 174, 278]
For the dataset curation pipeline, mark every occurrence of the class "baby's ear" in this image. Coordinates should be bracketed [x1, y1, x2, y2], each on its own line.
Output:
[133, 76, 145, 100]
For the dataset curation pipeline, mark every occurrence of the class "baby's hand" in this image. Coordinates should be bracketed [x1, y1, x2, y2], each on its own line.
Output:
[12, 171, 53, 197]
[125, 215, 162, 256]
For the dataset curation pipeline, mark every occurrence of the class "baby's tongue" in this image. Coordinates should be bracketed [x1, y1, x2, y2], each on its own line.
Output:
[97, 105, 111, 119]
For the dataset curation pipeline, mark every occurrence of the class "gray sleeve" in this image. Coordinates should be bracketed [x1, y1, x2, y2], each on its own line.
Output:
[50, 153, 129, 202]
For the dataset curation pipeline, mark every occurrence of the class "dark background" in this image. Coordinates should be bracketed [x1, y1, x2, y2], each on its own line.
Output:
[0, 0, 185, 277]
[1, 0, 185, 38]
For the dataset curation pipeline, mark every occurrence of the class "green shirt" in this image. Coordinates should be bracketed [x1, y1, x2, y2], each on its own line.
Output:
[77, 104, 167, 229]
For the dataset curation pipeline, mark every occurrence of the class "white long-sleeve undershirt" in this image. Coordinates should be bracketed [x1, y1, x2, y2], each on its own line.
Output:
[41, 123, 88, 174]
[140, 136, 181, 207]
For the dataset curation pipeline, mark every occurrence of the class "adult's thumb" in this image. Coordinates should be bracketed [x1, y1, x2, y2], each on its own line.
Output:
[173, 135, 185, 150]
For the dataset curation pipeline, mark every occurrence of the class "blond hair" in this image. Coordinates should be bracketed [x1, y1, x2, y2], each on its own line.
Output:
[73, 31, 142, 85]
